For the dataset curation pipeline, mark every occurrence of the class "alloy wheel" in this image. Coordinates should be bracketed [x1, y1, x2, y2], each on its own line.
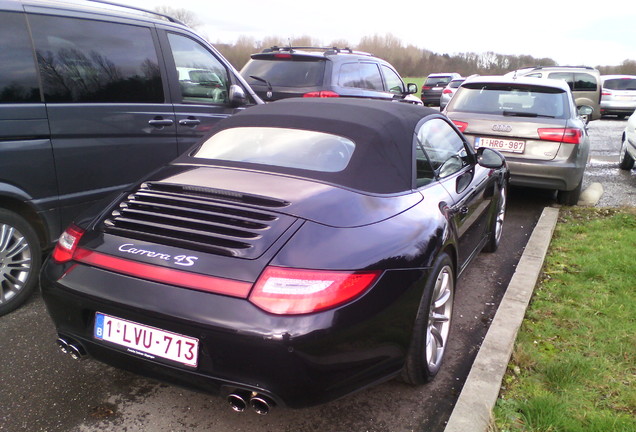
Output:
[426, 265, 454, 371]
[0, 223, 32, 305]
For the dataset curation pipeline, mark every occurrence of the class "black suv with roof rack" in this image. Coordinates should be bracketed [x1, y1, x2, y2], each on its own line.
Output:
[240, 46, 420, 104]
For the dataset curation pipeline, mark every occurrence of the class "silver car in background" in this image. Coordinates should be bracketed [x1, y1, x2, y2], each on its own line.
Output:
[445, 76, 591, 205]
[439, 77, 465, 110]
[619, 111, 636, 170]
[601, 75, 636, 119]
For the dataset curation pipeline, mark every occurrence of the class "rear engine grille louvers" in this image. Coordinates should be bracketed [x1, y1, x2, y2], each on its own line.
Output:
[102, 182, 293, 258]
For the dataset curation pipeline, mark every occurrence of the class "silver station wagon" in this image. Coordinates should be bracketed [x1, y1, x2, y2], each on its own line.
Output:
[445, 76, 591, 205]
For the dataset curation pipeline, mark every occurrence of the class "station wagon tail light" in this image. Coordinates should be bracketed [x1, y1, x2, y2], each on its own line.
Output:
[52, 225, 85, 263]
[452, 120, 468, 132]
[538, 128, 582, 144]
[250, 267, 382, 315]
[442, 88, 453, 94]
[274, 53, 292, 59]
[303, 90, 340, 98]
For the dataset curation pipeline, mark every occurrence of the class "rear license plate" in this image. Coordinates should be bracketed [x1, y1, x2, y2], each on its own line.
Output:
[94, 313, 198, 367]
[475, 137, 526, 153]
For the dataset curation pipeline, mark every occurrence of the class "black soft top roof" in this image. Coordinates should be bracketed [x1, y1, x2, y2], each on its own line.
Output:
[187, 98, 439, 194]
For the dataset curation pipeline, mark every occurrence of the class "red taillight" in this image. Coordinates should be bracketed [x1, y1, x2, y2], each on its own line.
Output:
[303, 90, 340, 98]
[442, 88, 453, 94]
[452, 120, 468, 132]
[249, 267, 382, 315]
[602, 91, 612, 96]
[52, 225, 85, 263]
[274, 53, 292, 59]
[538, 128, 582, 144]
[422, 86, 431, 90]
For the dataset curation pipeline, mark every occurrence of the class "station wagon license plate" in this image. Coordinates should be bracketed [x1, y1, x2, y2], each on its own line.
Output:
[94, 313, 198, 367]
[475, 137, 526, 153]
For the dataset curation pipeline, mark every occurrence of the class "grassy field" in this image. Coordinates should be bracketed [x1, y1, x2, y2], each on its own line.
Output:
[492, 207, 636, 432]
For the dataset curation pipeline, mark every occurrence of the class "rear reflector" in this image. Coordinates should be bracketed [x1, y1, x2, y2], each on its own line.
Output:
[452, 120, 468, 132]
[72, 248, 252, 298]
[538, 128, 582, 144]
[303, 90, 340, 98]
[250, 267, 381, 315]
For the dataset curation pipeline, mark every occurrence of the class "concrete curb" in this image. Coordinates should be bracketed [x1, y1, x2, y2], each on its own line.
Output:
[444, 206, 560, 432]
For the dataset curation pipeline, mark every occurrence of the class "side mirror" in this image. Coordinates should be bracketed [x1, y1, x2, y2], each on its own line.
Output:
[229, 84, 247, 107]
[407, 83, 418, 95]
[476, 147, 506, 169]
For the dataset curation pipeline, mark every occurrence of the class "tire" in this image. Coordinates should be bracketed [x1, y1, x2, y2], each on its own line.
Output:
[401, 253, 455, 384]
[619, 136, 635, 170]
[0, 209, 41, 316]
[557, 178, 583, 206]
[482, 183, 507, 253]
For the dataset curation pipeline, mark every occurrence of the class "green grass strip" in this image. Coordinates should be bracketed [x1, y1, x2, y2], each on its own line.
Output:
[492, 208, 636, 432]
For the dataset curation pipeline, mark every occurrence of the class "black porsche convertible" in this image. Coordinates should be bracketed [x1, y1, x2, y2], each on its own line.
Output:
[41, 98, 508, 413]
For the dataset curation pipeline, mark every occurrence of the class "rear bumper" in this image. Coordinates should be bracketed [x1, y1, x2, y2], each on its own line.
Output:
[506, 157, 585, 191]
[421, 90, 443, 105]
[41, 260, 426, 408]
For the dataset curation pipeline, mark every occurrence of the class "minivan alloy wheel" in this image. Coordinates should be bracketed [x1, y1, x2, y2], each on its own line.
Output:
[0, 210, 41, 315]
[0, 224, 32, 303]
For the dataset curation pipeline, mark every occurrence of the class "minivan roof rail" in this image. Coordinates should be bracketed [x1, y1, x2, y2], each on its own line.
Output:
[84, 0, 186, 25]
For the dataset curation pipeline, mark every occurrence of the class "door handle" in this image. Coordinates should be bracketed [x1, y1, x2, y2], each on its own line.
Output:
[148, 118, 174, 128]
[178, 118, 201, 127]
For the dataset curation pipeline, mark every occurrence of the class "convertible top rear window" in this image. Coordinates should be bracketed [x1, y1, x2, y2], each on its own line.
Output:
[193, 127, 355, 173]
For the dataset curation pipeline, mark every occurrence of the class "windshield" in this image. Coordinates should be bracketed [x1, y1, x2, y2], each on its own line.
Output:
[450, 84, 569, 118]
[193, 127, 355, 173]
[241, 59, 325, 87]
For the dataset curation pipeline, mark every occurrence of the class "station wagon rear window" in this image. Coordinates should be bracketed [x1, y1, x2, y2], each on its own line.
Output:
[193, 127, 355, 172]
[603, 78, 636, 90]
[451, 84, 569, 119]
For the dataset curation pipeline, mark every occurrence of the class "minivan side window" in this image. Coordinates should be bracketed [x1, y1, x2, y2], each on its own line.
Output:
[0, 12, 40, 103]
[167, 33, 230, 104]
[29, 15, 163, 103]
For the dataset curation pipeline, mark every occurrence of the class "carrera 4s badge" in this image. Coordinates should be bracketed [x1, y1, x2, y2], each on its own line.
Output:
[118, 243, 199, 267]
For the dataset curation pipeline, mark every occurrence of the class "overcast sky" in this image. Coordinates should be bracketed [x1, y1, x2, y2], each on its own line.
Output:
[123, 0, 635, 67]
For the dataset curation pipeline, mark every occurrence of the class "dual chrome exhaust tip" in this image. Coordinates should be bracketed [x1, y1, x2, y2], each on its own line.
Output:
[56, 336, 86, 361]
[227, 391, 275, 415]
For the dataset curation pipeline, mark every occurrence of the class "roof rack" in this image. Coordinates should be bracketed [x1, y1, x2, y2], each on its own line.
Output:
[526, 65, 595, 70]
[84, 0, 186, 25]
[261, 46, 373, 56]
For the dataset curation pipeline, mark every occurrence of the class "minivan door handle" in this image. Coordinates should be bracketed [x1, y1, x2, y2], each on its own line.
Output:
[148, 117, 174, 128]
[178, 118, 201, 127]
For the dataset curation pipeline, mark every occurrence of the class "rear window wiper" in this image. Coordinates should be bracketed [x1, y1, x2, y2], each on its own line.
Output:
[503, 110, 555, 118]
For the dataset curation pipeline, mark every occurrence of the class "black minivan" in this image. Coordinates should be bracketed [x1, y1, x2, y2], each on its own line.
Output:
[0, 0, 261, 315]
